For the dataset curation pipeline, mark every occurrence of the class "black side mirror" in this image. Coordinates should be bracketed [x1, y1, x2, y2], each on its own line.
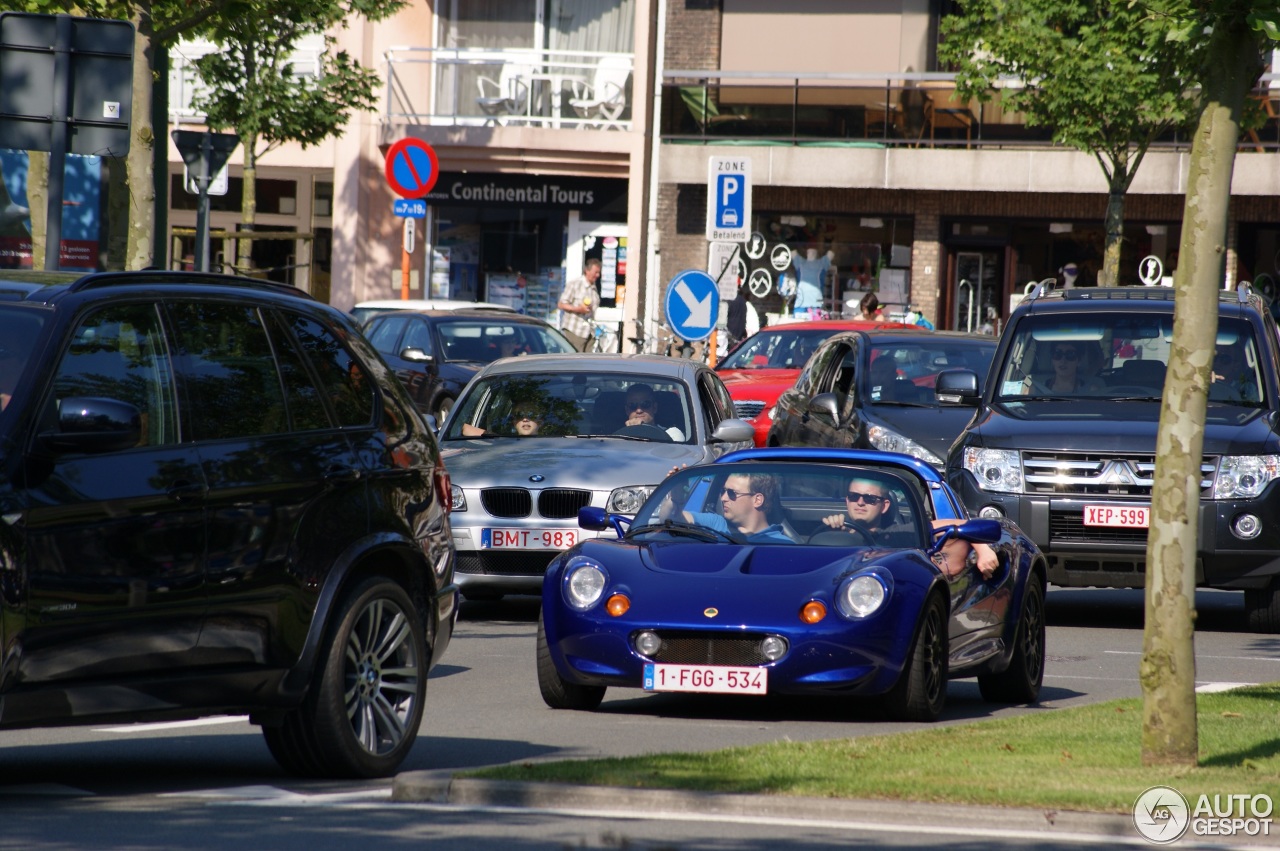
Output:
[808, 392, 840, 421]
[935, 369, 980, 406]
[40, 396, 142, 453]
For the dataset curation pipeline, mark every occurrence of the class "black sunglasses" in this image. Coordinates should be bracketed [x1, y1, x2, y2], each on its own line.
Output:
[721, 487, 756, 501]
[513, 411, 539, 420]
[1051, 348, 1079, 362]
[846, 491, 886, 505]
[626, 398, 655, 410]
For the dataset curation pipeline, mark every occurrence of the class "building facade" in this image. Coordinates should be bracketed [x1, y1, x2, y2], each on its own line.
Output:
[163, 0, 1280, 340]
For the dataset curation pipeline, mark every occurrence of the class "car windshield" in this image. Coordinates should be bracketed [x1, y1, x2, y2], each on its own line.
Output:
[437, 320, 575, 363]
[444, 371, 693, 442]
[628, 461, 930, 548]
[863, 339, 996, 406]
[993, 312, 1265, 411]
[718, 328, 837, 370]
[0, 305, 48, 429]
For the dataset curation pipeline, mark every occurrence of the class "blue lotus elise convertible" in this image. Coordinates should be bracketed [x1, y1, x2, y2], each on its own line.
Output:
[537, 448, 1047, 721]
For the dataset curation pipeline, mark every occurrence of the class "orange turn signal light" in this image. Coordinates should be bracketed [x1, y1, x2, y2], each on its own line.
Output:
[606, 594, 631, 616]
[800, 600, 827, 624]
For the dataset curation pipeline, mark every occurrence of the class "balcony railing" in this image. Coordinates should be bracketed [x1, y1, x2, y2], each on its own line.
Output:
[171, 41, 1279, 149]
[384, 46, 635, 130]
[661, 70, 1280, 152]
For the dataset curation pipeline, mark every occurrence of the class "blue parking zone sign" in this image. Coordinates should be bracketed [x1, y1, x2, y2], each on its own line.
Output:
[665, 269, 720, 343]
[706, 156, 751, 242]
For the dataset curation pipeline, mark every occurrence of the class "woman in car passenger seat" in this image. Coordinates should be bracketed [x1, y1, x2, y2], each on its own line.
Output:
[1028, 341, 1104, 395]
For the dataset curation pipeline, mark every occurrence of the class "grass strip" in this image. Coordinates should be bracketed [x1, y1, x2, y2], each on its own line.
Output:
[465, 685, 1280, 813]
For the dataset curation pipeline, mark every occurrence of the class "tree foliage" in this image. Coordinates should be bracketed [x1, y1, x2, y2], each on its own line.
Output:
[939, 0, 1201, 285]
[188, 0, 404, 272]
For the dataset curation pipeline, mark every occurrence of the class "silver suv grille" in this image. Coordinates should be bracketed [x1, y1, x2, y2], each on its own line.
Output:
[1022, 452, 1215, 497]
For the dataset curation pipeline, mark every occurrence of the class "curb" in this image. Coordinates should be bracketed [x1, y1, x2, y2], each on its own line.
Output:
[391, 771, 1146, 841]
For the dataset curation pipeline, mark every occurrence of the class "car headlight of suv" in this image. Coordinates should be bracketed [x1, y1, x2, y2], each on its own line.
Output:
[608, 485, 655, 514]
[450, 484, 467, 511]
[1214, 455, 1280, 499]
[868, 425, 943, 467]
[563, 556, 608, 610]
[963, 447, 1024, 494]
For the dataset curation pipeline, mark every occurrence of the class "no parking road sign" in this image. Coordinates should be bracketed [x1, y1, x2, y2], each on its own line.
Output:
[384, 138, 440, 199]
[665, 269, 720, 343]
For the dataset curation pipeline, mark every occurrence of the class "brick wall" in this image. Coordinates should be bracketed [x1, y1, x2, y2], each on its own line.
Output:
[666, 0, 722, 72]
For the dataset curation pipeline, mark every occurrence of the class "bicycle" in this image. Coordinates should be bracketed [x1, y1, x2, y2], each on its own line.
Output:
[627, 318, 698, 360]
[586, 319, 619, 354]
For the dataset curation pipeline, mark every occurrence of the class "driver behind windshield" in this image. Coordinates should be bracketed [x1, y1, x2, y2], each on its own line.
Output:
[660, 472, 792, 543]
[622, 383, 685, 441]
[821, 475, 999, 579]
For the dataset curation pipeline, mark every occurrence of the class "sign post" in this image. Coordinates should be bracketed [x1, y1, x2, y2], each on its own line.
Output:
[172, 130, 240, 272]
[384, 139, 439, 300]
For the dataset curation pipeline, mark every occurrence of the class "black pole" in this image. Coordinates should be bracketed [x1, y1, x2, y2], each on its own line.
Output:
[195, 132, 211, 272]
[43, 14, 71, 271]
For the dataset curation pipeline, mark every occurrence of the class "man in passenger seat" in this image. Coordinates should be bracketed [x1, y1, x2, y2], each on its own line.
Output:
[821, 475, 1000, 579]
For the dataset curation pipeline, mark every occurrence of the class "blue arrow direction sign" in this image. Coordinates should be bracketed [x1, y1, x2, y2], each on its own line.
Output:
[394, 198, 427, 218]
[664, 269, 720, 343]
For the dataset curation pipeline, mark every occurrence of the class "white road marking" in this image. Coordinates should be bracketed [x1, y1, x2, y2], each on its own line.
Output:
[93, 715, 249, 733]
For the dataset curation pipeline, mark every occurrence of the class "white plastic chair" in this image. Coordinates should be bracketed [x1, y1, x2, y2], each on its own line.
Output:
[568, 55, 631, 127]
[476, 59, 532, 123]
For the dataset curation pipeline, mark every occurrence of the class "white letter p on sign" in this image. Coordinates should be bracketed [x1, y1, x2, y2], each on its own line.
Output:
[721, 176, 739, 206]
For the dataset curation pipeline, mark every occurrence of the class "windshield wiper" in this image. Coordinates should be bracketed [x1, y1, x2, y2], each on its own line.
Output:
[872, 400, 934, 408]
[573, 433, 648, 441]
[1108, 395, 1163, 402]
[627, 521, 736, 543]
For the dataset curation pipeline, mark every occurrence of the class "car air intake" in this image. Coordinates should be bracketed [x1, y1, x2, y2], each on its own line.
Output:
[481, 488, 532, 518]
[537, 488, 591, 519]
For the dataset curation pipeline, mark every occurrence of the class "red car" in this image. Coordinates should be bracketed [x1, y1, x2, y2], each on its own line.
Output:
[716, 319, 907, 445]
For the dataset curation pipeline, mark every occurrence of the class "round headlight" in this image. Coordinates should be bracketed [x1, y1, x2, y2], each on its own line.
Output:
[760, 635, 788, 661]
[634, 630, 662, 656]
[837, 574, 887, 618]
[564, 558, 607, 610]
[1233, 513, 1262, 540]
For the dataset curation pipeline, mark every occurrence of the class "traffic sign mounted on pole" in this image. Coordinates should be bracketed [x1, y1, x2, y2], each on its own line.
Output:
[664, 269, 720, 343]
[384, 138, 439, 199]
[706, 156, 751, 242]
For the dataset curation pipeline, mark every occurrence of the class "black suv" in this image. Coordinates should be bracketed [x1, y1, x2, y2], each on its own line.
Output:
[941, 284, 1280, 632]
[0, 270, 458, 776]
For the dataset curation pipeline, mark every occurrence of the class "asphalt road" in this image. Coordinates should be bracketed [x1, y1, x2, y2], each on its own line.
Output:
[0, 586, 1273, 850]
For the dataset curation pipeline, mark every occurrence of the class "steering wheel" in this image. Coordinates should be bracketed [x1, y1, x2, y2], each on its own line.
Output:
[612, 423, 673, 442]
[806, 518, 877, 546]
